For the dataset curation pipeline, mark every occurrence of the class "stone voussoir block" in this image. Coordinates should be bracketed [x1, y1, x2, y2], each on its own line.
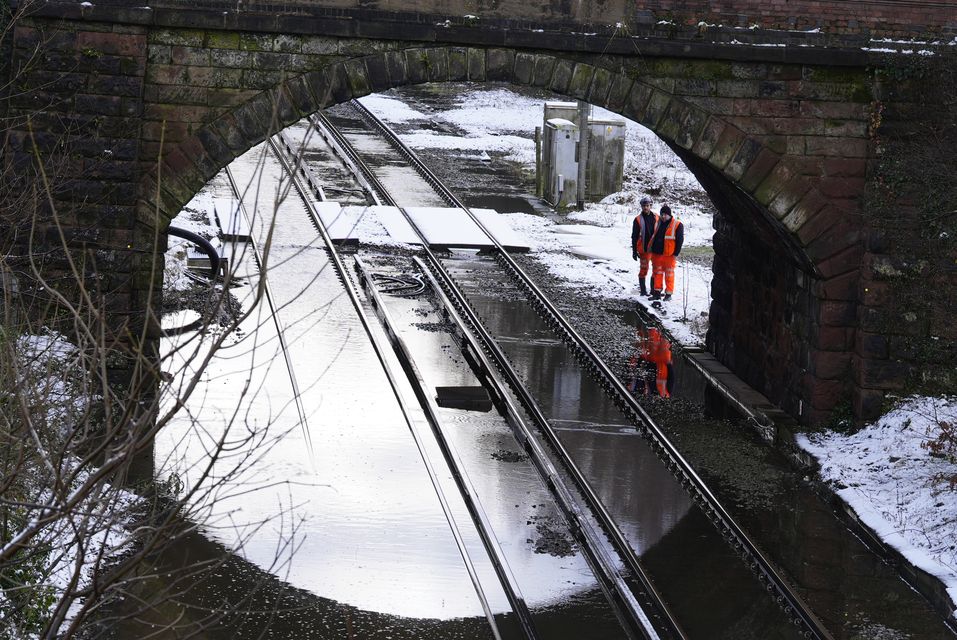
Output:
[364, 53, 394, 92]
[781, 187, 828, 233]
[806, 220, 862, 263]
[641, 90, 671, 131]
[448, 48, 469, 82]
[486, 48, 515, 82]
[738, 146, 781, 192]
[707, 124, 746, 172]
[674, 104, 708, 150]
[723, 136, 762, 180]
[587, 67, 614, 108]
[691, 116, 725, 159]
[549, 58, 575, 95]
[327, 63, 353, 105]
[817, 245, 863, 280]
[343, 58, 372, 98]
[753, 159, 797, 205]
[424, 48, 450, 82]
[567, 63, 596, 100]
[404, 48, 431, 85]
[196, 126, 236, 170]
[383, 50, 407, 87]
[815, 269, 860, 301]
[623, 80, 654, 122]
[768, 178, 812, 220]
[531, 55, 557, 89]
[513, 52, 537, 86]
[283, 74, 319, 114]
[467, 48, 486, 82]
[606, 73, 635, 113]
[210, 114, 248, 153]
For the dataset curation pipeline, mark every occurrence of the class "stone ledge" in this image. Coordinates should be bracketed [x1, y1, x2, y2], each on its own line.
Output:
[677, 337, 957, 632]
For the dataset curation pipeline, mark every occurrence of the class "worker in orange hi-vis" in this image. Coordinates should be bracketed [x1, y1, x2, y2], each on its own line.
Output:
[627, 327, 655, 395]
[630, 196, 658, 297]
[648, 204, 684, 301]
[646, 327, 674, 398]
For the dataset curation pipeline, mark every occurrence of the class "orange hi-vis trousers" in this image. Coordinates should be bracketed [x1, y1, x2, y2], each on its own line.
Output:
[652, 254, 677, 294]
[655, 363, 670, 398]
[637, 252, 651, 279]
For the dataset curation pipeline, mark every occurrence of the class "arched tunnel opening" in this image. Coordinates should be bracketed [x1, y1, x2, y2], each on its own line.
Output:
[150, 80, 951, 640]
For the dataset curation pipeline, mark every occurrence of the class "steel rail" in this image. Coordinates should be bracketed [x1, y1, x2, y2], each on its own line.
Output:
[308, 112, 387, 206]
[414, 255, 672, 640]
[316, 103, 675, 639]
[222, 163, 315, 462]
[349, 97, 834, 640]
[353, 255, 540, 640]
[264, 132, 510, 640]
[289, 119, 542, 640]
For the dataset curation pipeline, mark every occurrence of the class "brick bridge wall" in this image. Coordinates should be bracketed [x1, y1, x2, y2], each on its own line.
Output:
[2, 4, 954, 425]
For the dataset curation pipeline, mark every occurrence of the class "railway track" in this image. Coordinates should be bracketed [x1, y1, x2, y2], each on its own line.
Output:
[243, 99, 834, 640]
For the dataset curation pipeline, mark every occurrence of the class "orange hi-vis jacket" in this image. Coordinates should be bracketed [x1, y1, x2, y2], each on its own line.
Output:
[653, 217, 681, 257]
[631, 212, 657, 256]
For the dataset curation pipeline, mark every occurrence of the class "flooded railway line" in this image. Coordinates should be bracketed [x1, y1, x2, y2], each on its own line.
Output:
[153, 89, 957, 640]
[259, 100, 832, 639]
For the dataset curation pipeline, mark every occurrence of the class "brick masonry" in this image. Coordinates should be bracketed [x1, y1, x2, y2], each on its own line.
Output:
[3, 5, 951, 426]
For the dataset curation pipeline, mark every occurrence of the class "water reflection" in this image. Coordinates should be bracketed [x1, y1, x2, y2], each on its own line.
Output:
[627, 326, 673, 399]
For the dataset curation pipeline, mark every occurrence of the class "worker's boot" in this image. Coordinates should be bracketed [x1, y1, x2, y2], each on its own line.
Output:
[649, 289, 661, 300]
[663, 292, 672, 301]
[639, 279, 647, 296]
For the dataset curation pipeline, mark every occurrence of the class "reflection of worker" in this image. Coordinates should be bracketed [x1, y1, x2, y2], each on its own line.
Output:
[630, 196, 657, 296]
[648, 204, 684, 301]
[627, 327, 674, 398]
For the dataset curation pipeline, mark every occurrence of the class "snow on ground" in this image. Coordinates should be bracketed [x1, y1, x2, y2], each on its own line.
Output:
[798, 397, 957, 615]
[360, 87, 715, 345]
[361, 84, 957, 616]
[2, 331, 138, 635]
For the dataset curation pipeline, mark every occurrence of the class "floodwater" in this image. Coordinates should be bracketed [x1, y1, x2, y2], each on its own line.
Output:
[445, 253, 805, 639]
[145, 88, 957, 640]
[158, 145, 502, 632]
[154, 142, 630, 639]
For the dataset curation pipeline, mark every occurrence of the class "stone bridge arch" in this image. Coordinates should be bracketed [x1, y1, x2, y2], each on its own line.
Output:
[144, 44, 868, 425]
[4, 11, 884, 425]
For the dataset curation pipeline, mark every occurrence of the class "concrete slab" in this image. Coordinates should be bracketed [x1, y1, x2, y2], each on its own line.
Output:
[371, 205, 420, 244]
[405, 207, 530, 251]
[315, 202, 355, 242]
[332, 205, 530, 251]
[213, 197, 250, 241]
